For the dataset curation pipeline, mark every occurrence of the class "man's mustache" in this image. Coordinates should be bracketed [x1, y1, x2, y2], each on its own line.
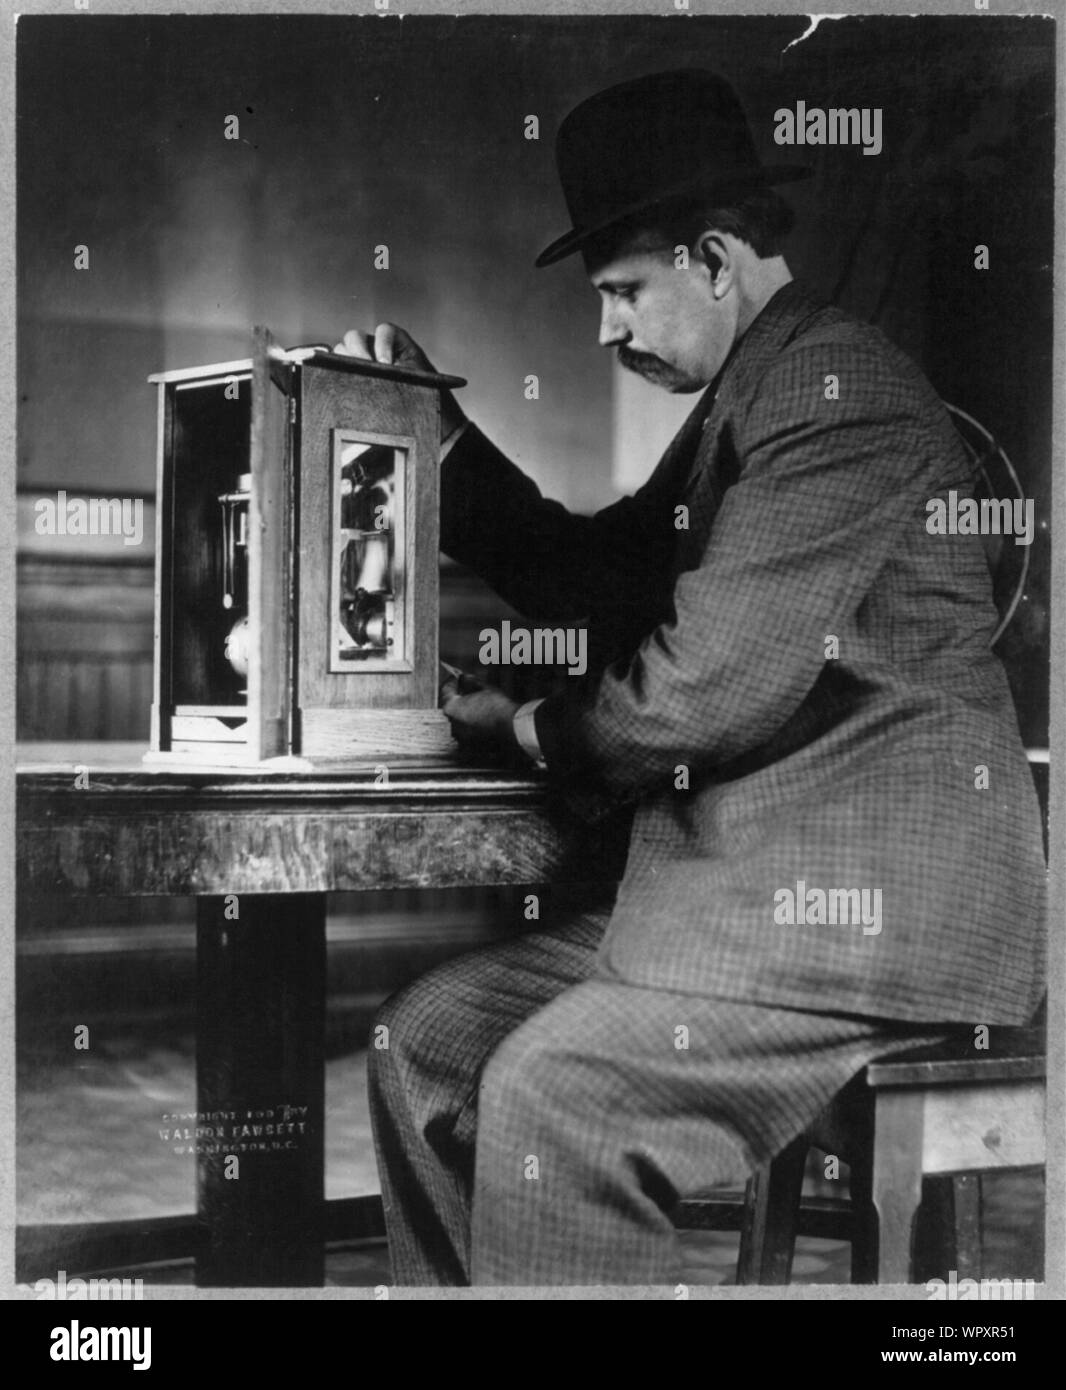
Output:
[618, 346, 669, 376]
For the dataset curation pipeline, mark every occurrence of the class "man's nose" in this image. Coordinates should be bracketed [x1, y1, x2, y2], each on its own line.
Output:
[598, 302, 628, 349]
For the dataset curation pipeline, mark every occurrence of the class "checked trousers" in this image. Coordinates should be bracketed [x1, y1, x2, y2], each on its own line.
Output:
[367, 905, 951, 1286]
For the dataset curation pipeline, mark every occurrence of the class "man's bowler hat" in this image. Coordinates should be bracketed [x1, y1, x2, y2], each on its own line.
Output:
[535, 69, 811, 268]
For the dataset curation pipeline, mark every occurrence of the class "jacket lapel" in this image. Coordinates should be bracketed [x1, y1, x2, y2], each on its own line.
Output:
[677, 280, 830, 500]
[650, 381, 718, 492]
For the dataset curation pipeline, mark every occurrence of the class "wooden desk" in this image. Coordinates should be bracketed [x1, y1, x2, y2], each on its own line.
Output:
[17, 742, 622, 1287]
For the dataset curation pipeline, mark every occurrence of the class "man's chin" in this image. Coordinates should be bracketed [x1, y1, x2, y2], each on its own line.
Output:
[644, 372, 705, 394]
[663, 379, 706, 394]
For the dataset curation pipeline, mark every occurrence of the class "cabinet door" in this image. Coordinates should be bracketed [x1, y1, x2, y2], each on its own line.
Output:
[296, 364, 439, 714]
[247, 326, 294, 760]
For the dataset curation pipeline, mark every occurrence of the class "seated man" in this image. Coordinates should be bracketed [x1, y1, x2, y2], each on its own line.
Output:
[335, 70, 1046, 1286]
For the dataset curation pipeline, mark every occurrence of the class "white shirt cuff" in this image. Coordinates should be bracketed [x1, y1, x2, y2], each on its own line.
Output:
[513, 699, 547, 768]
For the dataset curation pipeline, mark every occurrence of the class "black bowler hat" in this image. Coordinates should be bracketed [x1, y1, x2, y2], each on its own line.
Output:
[535, 69, 811, 268]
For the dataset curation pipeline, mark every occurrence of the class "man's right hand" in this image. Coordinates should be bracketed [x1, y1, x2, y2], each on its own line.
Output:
[332, 323, 466, 442]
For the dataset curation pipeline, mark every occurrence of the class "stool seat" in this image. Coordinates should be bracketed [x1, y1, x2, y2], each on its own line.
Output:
[731, 1019, 1046, 1286]
[865, 1024, 1044, 1088]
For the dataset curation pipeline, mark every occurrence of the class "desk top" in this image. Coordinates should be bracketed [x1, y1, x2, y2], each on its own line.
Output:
[17, 743, 623, 897]
[17, 742, 549, 807]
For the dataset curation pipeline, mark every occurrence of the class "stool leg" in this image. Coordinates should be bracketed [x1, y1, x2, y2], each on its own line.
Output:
[951, 1174, 983, 1280]
[818, 1084, 877, 1284]
[848, 1146, 878, 1283]
[736, 1134, 808, 1284]
[870, 1090, 925, 1283]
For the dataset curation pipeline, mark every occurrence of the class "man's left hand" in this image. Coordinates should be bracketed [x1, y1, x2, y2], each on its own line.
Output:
[441, 677, 521, 761]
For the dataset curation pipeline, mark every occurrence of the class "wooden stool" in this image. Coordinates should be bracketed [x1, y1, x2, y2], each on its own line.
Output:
[733, 1021, 1045, 1284]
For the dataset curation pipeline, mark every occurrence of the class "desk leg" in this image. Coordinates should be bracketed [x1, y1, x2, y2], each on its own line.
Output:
[195, 893, 326, 1287]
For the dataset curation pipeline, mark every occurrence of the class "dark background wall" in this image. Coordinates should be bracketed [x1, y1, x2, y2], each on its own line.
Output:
[17, 13, 1054, 744]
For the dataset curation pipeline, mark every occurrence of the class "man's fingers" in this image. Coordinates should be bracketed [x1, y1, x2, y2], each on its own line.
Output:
[440, 686, 474, 749]
[333, 323, 437, 373]
[377, 322, 435, 372]
[440, 680, 461, 711]
[332, 329, 374, 359]
[374, 323, 399, 366]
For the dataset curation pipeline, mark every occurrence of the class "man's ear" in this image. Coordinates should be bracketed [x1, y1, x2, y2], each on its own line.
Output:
[696, 232, 733, 296]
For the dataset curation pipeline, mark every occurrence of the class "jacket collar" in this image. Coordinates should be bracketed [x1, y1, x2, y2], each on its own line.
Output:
[712, 278, 829, 414]
[668, 281, 829, 495]
[646, 281, 830, 496]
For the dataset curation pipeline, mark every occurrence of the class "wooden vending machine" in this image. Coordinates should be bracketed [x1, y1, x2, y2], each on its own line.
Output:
[146, 329, 465, 765]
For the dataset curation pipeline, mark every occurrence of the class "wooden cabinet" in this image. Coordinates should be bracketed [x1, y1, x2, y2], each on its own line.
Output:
[147, 329, 464, 764]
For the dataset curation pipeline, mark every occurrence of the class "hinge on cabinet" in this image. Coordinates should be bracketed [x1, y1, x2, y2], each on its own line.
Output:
[289, 395, 297, 426]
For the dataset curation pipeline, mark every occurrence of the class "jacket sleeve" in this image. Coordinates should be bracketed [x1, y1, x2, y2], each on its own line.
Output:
[532, 338, 940, 797]
[439, 420, 679, 625]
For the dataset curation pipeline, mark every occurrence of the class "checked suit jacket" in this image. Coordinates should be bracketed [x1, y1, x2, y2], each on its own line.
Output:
[440, 280, 1046, 1025]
